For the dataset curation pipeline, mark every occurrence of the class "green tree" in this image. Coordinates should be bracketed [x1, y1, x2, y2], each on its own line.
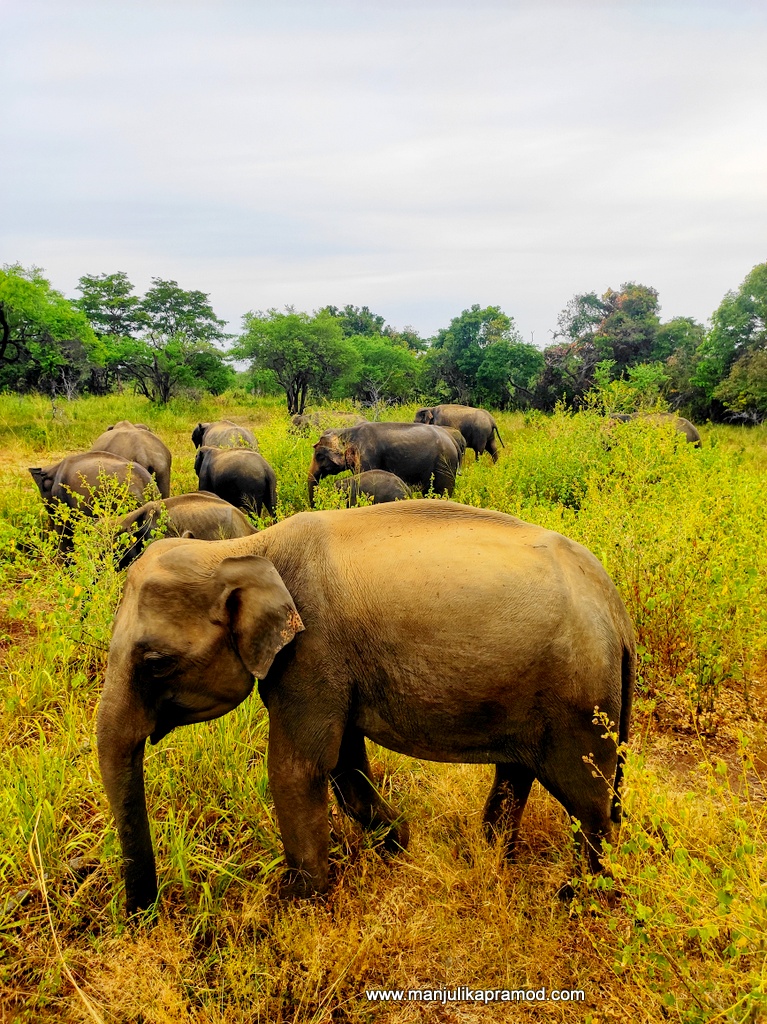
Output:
[321, 304, 386, 338]
[475, 340, 544, 409]
[425, 304, 523, 404]
[347, 334, 421, 407]
[76, 273, 232, 403]
[233, 308, 358, 414]
[0, 264, 103, 395]
[75, 272, 146, 339]
[694, 262, 767, 420]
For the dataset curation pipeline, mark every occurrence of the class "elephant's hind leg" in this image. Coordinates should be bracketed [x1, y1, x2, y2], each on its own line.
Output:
[483, 763, 535, 858]
[330, 729, 409, 854]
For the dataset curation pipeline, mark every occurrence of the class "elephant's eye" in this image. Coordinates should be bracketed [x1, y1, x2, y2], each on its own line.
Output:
[142, 652, 178, 678]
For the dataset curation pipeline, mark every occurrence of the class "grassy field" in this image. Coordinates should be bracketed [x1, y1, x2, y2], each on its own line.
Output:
[0, 392, 766, 1023]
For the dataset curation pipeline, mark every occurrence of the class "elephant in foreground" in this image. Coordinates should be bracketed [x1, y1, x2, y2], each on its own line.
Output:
[29, 452, 152, 546]
[195, 446, 277, 517]
[307, 422, 458, 507]
[192, 420, 258, 450]
[610, 412, 701, 446]
[97, 500, 635, 914]
[291, 411, 367, 431]
[91, 421, 172, 498]
[414, 405, 503, 462]
[114, 492, 257, 569]
[437, 426, 467, 468]
[333, 470, 411, 506]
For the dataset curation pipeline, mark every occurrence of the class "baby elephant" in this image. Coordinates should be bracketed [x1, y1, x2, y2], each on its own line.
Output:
[334, 470, 411, 506]
[114, 492, 257, 569]
[194, 446, 277, 518]
[30, 452, 152, 547]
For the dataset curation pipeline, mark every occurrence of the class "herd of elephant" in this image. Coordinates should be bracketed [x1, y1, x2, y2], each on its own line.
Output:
[26, 404, 701, 917]
[27, 404, 507, 563]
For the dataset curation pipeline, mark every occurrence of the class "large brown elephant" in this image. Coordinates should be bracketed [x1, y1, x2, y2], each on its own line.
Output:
[307, 422, 458, 507]
[414, 405, 503, 461]
[97, 500, 635, 914]
[91, 421, 172, 498]
[114, 492, 257, 569]
[29, 452, 153, 547]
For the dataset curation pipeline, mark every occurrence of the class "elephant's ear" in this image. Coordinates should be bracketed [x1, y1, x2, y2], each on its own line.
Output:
[343, 444, 361, 472]
[210, 555, 304, 679]
[313, 440, 346, 469]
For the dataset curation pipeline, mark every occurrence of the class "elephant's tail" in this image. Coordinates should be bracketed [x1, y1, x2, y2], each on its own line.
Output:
[611, 641, 635, 824]
[493, 424, 505, 447]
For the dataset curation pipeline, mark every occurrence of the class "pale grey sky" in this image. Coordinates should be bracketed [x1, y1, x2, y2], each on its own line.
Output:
[3, 0, 766, 343]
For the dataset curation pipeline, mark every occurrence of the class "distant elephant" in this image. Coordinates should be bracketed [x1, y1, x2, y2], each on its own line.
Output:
[97, 500, 635, 914]
[414, 405, 504, 462]
[333, 470, 411, 506]
[29, 452, 152, 547]
[114, 492, 257, 569]
[192, 420, 258, 450]
[308, 422, 458, 507]
[91, 421, 172, 498]
[291, 411, 368, 432]
[610, 412, 701, 447]
[195, 446, 277, 517]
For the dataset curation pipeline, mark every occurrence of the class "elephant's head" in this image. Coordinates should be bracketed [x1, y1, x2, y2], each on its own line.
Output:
[307, 434, 356, 506]
[194, 446, 215, 480]
[414, 408, 434, 425]
[191, 423, 210, 448]
[97, 540, 304, 913]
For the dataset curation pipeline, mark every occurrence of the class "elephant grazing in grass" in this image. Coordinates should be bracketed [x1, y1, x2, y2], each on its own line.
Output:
[192, 420, 258, 450]
[91, 421, 172, 498]
[610, 412, 701, 446]
[333, 470, 411, 506]
[114, 492, 257, 569]
[414, 404, 503, 462]
[97, 500, 635, 914]
[29, 452, 153, 548]
[194, 446, 277, 518]
[307, 422, 458, 507]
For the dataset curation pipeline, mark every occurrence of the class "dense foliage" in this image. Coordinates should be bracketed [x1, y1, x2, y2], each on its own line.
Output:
[2, 260, 767, 419]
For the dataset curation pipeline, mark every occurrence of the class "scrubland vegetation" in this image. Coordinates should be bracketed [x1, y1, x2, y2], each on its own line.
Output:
[1, 392, 766, 1023]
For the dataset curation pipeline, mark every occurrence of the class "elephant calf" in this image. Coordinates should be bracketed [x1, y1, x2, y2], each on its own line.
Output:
[195, 446, 277, 518]
[30, 452, 153, 548]
[114, 492, 258, 569]
[333, 470, 411, 506]
[97, 500, 635, 914]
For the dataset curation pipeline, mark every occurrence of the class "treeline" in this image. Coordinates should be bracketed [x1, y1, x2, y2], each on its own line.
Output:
[1, 262, 765, 420]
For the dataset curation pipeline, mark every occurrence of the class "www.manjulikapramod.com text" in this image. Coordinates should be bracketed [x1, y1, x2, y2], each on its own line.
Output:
[365, 986, 585, 1004]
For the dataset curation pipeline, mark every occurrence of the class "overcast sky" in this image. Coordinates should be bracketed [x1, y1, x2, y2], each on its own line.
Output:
[3, 0, 766, 344]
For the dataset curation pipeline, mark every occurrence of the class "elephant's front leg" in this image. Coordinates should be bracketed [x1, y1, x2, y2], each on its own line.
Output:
[267, 713, 336, 897]
[330, 728, 409, 855]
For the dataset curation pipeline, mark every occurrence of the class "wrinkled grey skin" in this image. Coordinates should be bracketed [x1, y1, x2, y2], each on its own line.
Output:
[414, 405, 504, 462]
[291, 411, 367, 432]
[91, 421, 172, 498]
[610, 412, 701, 446]
[307, 422, 458, 507]
[29, 452, 152, 547]
[97, 500, 635, 914]
[195, 446, 277, 517]
[437, 426, 467, 468]
[333, 470, 411, 506]
[191, 420, 258, 450]
[115, 492, 257, 569]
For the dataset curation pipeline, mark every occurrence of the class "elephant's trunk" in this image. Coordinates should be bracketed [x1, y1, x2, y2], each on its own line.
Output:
[307, 460, 323, 508]
[96, 667, 158, 914]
